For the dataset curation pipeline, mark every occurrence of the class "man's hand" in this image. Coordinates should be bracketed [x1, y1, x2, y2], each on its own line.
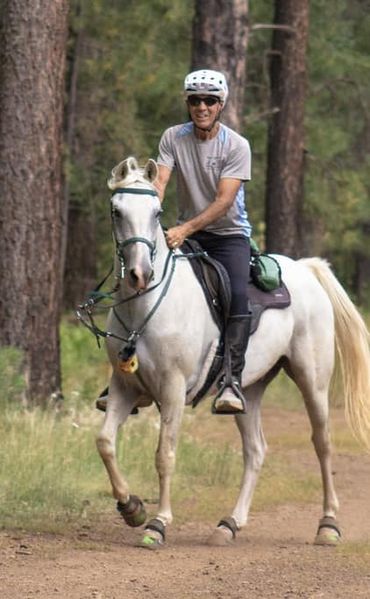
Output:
[165, 225, 189, 249]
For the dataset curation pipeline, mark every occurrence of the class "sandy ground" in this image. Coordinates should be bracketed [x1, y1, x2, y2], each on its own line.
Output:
[1, 407, 370, 599]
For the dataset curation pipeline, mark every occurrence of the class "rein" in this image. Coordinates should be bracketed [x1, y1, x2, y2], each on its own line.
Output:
[76, 245, 176, 346]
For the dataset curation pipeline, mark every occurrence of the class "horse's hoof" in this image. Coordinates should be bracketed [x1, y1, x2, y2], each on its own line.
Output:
[139, 529, 165, 550]
[139, 518, 165, 550]
[314, 528, 341, 546]
[117, 495, 146, 527]
[314, 516, 341, 546]
[207, 525, 234, 546]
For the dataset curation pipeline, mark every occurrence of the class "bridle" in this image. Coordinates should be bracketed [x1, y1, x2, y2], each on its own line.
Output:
[111, 186, 159, 279]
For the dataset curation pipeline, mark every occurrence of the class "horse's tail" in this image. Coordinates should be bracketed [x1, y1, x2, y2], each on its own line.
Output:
[300, 257, 370, 450]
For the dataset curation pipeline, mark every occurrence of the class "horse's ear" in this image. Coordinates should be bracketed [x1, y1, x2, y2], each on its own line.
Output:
[108, 157, 139, 189]
[144, 159, 158, 183]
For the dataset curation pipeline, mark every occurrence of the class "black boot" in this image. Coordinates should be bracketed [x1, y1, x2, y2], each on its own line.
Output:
[213, 314, 252, 414]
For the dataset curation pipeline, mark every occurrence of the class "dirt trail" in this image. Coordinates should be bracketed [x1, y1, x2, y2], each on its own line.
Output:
[1, 408, 370, 599]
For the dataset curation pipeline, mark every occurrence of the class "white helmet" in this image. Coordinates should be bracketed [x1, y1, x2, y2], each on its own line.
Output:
[184, 69, 228, 104]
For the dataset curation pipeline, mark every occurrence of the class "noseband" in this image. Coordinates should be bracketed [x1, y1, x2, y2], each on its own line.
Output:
[111, 187, 159, 278]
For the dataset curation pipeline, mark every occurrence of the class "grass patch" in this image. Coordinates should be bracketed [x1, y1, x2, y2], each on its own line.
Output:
[60, 318, 109, 404]
[0, 401, 321, 532]
[263, 371, 303, 411]
[0, 405, 111, 532]
[0, 346, 26, 405]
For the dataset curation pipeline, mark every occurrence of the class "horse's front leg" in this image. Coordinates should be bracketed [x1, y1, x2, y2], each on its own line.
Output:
[208, 382, 267, 546]
[140, 372, 186, 549]
[96, 373, 147, 528]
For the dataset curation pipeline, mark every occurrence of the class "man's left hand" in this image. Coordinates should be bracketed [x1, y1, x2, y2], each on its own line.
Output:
[165, 225, 188, 249]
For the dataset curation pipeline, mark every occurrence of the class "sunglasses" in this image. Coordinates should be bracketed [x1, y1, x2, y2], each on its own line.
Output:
[187, 95, 220, 107]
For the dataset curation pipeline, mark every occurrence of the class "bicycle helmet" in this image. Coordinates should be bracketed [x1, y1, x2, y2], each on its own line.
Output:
[184, 69, 228, 104]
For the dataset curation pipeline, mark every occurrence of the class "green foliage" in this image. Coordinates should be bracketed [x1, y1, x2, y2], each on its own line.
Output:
[247, 0, 370, 294]
[60, 319, 108, 403]
[0, 405, 109, 531]
[304, 0, 370, 292]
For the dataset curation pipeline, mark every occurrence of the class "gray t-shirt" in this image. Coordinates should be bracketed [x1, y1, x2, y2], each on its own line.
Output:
[157, 122, 252, 237]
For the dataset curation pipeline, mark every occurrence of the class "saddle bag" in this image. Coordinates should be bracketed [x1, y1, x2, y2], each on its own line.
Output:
[250, 239, 282, 292]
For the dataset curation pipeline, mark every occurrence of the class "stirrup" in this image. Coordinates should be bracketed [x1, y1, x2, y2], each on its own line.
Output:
[212, 378, 246, 415]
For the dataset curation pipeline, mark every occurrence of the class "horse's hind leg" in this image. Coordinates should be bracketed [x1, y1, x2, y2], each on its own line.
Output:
[287, 354, 341, 545]
[208, 381, 267, 546]
[96, 374, 147, 528]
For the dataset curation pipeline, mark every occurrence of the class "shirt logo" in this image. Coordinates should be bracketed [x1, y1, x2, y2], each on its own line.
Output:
[206, 156, 222, 170]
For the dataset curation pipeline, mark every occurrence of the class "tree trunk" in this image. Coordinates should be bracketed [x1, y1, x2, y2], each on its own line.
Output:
[62, 1, 83, 297]
[0, 0, 69, 405]
[265, 0, 309, 257]
[62, 3, 97, 310]
[63, 204, 97, 309]
[191, 0, 249, 132]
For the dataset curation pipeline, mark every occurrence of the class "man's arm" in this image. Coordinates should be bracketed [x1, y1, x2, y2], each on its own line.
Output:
[155, 164, 172, 203]
[165, 177, 242, 249]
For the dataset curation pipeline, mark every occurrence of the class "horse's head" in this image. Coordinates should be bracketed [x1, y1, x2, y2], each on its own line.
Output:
[108, 157, 162, 292]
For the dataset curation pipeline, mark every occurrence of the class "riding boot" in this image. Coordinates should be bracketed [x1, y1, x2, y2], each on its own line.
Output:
[212, 313, 252, 414]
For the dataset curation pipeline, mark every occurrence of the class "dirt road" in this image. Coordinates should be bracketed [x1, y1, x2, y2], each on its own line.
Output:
[1, 408, 369, 599]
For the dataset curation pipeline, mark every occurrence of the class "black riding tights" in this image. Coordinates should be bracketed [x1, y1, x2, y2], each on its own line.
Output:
[190, 231, 250, 316]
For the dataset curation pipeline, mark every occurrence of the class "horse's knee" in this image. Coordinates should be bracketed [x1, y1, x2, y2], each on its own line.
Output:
[96, 435, 115, 461]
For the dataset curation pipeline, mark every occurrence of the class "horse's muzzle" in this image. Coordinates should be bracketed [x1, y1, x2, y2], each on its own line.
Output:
[128, 266, 154, 291]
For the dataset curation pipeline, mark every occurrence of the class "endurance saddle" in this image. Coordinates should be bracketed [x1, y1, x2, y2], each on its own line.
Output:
[181, 239, 291, 335]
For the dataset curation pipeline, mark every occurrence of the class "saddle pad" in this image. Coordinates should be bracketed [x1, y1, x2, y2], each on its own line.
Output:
[248, 283, 291, 335]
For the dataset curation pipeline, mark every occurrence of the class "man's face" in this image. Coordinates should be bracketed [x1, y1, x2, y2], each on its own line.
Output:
[186, 95, 223, 130]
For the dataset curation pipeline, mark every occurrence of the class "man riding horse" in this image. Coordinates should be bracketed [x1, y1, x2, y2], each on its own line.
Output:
[156, 69, 252, 414]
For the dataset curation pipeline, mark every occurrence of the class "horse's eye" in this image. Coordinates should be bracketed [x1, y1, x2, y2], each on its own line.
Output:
[155, 210, 163, 220]
[113, 209, 122, 219]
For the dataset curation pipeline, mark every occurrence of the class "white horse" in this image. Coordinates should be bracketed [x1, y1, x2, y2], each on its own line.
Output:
[92, 157, 370, 549]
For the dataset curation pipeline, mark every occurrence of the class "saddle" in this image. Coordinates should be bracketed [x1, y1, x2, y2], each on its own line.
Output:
[181, 239, 291, 335]
[181, 239, 291, 407]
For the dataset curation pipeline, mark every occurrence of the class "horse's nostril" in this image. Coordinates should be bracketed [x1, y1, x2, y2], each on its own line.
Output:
[130, 269, 139, 283]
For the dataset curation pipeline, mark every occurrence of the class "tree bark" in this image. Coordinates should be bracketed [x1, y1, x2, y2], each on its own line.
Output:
[0, 0, 69, 404]
[63, 204, 97, 310]
[191, 0, 249, 132]
[265, 0, 309, 257]
[62, 3, 97, 310]
[62, 1, 83, 297]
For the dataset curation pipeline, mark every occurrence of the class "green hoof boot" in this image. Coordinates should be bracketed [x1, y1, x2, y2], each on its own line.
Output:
[139, 518, 165, 550]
